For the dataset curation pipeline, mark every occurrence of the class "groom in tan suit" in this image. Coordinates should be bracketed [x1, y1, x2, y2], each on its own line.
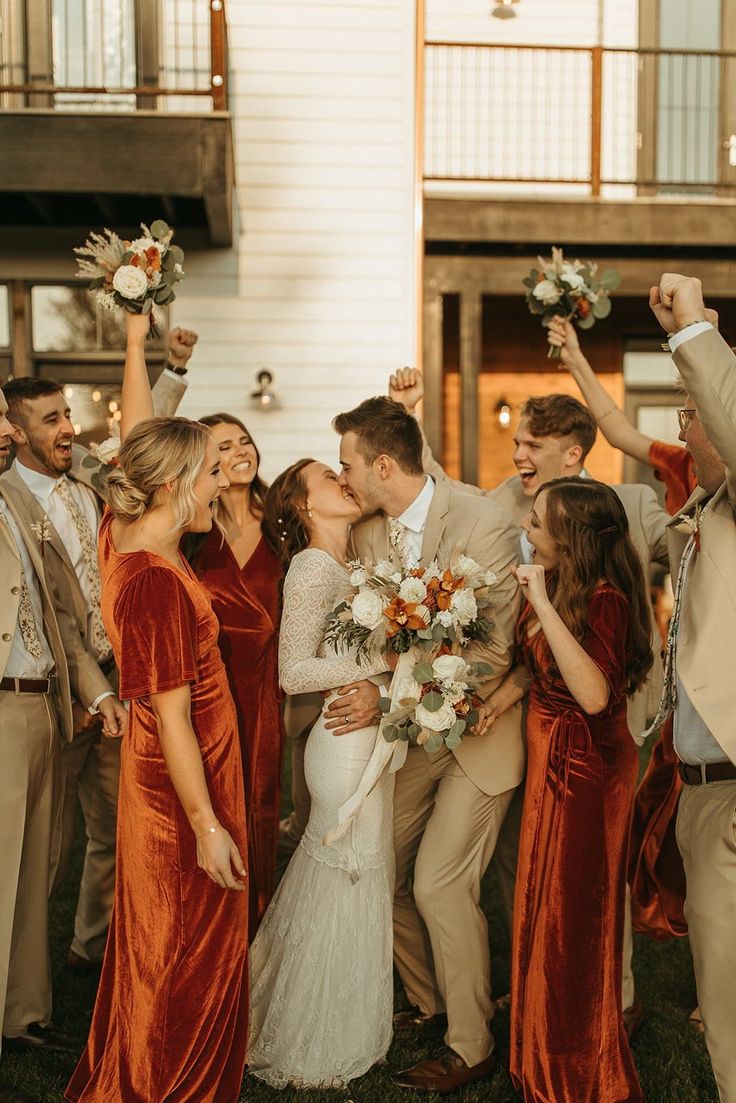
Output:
[334, 397, 522, 1093]
[649, 273, 736, 1103]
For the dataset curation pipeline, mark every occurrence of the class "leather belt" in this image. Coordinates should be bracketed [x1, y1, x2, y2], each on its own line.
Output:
[678, 761, 736, 785]
[0, 674, 55, 695]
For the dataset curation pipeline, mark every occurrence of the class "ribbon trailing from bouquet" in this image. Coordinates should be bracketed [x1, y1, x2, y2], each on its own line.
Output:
[323, 649, 418, 847]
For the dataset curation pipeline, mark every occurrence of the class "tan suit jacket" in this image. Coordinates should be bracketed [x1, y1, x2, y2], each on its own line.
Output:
[421, 438, 669, 734]
[0, 481, 111, 741]
[670, 327, 736, 765]
[351, 477, 523, 796]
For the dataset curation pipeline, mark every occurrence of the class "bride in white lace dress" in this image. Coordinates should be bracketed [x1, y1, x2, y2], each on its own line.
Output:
[247, 459, 394, 1089]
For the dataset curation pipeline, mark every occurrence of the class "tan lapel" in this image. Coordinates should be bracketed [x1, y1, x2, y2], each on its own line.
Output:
[419, 478, 450, 566]
[665, 484, 712, 572]
[1, 465, 77, 576]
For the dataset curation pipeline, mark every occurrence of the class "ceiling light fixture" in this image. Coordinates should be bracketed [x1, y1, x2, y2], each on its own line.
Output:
[250, 369, 280, 409]
[491, 0, 520, 19]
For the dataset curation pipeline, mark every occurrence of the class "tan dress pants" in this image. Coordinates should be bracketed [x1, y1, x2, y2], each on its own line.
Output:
[52, 723, 120, 962]
[0, 690, 59, 1044]
[677, 779, 736, 1103]
[394, 744, 515, 1067]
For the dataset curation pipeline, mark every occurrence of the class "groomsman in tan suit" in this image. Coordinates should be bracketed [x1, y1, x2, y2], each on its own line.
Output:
[390, 371, 669, 1034]
[333, 396, 521, 1093]
[0, 388, 121, 1058]
[648, 273, 736, 1103]
[2, 379, 127, 973]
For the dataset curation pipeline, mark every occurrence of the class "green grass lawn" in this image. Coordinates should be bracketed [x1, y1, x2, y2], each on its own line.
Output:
[1, 736, 719, 1102]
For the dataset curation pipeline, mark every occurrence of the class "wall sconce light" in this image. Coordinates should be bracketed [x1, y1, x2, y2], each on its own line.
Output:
[491, 0, 520, 18]
[250, 369, 280, 410]
[495, 399, 512, 428]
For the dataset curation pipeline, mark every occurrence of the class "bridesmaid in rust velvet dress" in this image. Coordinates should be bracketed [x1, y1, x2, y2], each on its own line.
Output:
[191, 414, 283, 940]
[66, 358, 248, 1102]
[486, 477, 653, 1103]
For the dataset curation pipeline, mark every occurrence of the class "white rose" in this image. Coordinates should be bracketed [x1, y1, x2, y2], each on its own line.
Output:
[483, 570, 498, 587]
[532, 279, 562, 306]
[416, 698, 459, 733]
[450, 587, 478, 627]
[350, 566, 368, 587]
[399, 576, 427, 603]
[560, 265, 585, 290]
[374, 559, 394, 579]
[351, 588, 385, 630]
[452, 553, 484, 586]
[89, 435, 120, 464]
[432, 655, 468, 683]
[129, 235, 159, 254]
[112, 264, 149, 300]
[437, 609, 454, 628]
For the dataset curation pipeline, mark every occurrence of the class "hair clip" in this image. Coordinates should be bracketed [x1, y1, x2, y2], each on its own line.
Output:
[598, 525, 619, 536]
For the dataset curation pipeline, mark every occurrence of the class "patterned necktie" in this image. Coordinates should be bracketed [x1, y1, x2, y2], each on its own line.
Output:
[388, 517, 411, 570]
[0, 513, 44, 659]
[54, 478, 110, 657]
[640, 532, 697, 741]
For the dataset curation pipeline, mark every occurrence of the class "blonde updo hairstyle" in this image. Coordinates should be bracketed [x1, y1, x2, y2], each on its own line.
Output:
[106, 416, 212, 534]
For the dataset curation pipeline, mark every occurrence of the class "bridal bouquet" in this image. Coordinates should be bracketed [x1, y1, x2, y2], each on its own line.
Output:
[524, 246, 620, 358]
[74, 220, 185, 339]
[325, 554, 496, 751]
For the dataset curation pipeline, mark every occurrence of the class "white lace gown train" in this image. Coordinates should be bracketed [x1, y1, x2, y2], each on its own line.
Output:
[247, 549, 394, 1089]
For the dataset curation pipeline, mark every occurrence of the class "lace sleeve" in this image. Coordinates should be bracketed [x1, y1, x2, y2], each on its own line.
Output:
[278, 551, 389, 695]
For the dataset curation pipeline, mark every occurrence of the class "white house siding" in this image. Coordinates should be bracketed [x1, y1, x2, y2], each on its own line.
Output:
[174, 0, 417, 480]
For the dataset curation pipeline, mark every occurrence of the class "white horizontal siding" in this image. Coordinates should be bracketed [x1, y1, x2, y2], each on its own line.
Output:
[174, 0, 416, 480]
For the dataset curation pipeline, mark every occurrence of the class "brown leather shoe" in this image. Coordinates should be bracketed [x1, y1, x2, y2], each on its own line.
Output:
[393, 1007, 448, 1032]
[623, 995, 645, 1041]
[393, 1045, 496, 1094]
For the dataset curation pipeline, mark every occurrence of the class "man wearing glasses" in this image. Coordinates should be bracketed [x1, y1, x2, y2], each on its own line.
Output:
[649, 273, 736, 1103]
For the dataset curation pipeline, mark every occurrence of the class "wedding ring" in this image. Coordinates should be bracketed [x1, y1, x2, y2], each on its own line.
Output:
[346, 714, 351, 723]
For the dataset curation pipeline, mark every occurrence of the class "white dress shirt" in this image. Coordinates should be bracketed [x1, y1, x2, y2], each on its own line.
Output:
[15, 462, 112, 710]
[391, 476, 436, 566]
[0, 501, 54, 678]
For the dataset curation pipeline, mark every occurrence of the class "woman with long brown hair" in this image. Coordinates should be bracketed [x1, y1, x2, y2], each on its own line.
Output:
[247, 458, 394, 1089]
[189, 413, 284, 940]
[486, 477, 652, 1103]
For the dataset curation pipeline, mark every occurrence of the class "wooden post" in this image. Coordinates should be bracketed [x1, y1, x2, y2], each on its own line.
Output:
[24, 0, 53, 109]
[210, 0, 227, 110]
[423, 285, 443, 459]
[134, 0, 160, 110]
[590, 46, 603, 197]
[460, 288, 480, 484]
[414, 0, 425, 376]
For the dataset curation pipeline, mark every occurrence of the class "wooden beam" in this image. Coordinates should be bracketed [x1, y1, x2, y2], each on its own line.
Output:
[425, 196, 736, 247]
[27, 194, 55, 224]
[201, 118, 234, 246]
[24, 0, 53, 109]
[422, 287, 443, 457]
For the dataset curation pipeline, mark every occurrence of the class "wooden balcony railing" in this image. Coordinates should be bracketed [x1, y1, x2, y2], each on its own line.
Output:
[0, 0, 228, 112]
[424, 42, 736, 196]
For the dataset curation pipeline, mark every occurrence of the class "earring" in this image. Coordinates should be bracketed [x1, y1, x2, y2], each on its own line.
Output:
[307, 507, 313, 520]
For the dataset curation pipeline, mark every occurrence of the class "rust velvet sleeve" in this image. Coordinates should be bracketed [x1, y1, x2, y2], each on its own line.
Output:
[114, 564, 199, 700]
[584, 588, 629, 702]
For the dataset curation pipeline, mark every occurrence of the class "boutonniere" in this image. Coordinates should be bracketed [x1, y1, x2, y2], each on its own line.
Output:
[31, 517, 53, 556]
[675, 504, 702, 552]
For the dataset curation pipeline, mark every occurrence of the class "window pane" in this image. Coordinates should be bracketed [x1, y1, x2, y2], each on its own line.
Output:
[637, 404, 681, 447]
[31, 285, 127, 351]
[0, 285, 9, 347]
[52, 0, 137, 111]
[623, 351, 679, 387]
[60, 381, 122, 449]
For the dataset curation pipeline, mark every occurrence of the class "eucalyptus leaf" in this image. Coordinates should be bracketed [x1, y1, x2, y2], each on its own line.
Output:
[425, 733, 444, 753]
[467, 662, 492, 677]
[383, 724, 399, 743]
[408, 722, 421, 740]
[150, 219, 170, 239]
[412, 663, 435, 685]
[599, 268, 621, 291]
[168, 244, 184, 265]
[81, 454, 99, 469]
[417, 628, 434, 640]
[466, 709, 479, 727]
[378, 697, 392, 714]
[445, 730, 462, 750]
[422, 691, 444, 713]
[449, 719, 466, 738]
[592, 296, 612, 319]
[577, 312, 595, 330]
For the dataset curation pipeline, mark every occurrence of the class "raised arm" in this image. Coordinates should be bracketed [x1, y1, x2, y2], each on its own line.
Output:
[120, 311, 155, 442]
[547, 316, 654, 466]
[279, 553, 389, 695]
